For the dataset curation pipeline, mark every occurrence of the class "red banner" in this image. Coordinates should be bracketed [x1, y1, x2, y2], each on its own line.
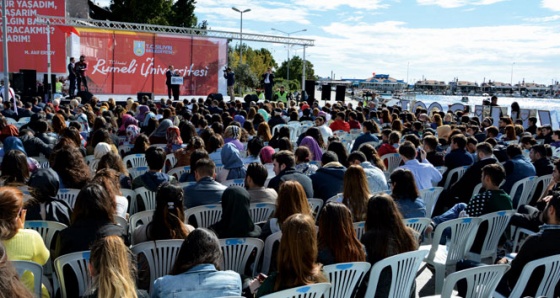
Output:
[79, 29, 227, 96]
[0, 0, 67, 73]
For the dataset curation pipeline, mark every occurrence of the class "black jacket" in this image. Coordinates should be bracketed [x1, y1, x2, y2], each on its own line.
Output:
[268, 168, 314, 199]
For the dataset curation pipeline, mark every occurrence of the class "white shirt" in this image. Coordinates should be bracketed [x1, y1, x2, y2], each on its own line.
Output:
[317, 124, 333, 144]
[398, 159, 442, 190]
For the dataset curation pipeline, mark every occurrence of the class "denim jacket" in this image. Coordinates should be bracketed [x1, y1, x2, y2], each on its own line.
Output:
[151, 264, 241, 298]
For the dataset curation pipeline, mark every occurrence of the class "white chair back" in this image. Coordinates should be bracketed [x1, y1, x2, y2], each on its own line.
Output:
[402, 217, 431, 241]
[528, 174, 553, 203]
[308, 198, 324, 219]
[505, 254, 560, 298]
[222, 178, 245, 187]
[353, 221, 365, 240]
[130, 240, 183, 294]
[323, 262, 371, 298]
[25, 220, 67, 276]
[128, 166, 149, 179]
[56, 189, 81, 209]
[443, 165, 469, 190]
[118, 144, 134, 156]
[365, 250, 429, 298]
[419, 187, 443, 218]
[466, 210, 515, 263]
[123, 153, 147, 168]
[381, 153, 402, 174]
[472, 183, 483, 198]
[129, 210, 154, 239]
[54, 251, 92, 298]
[131, 187, 157, 214]
[509, 176, 537, 208]
[249, 203, 276, 223]
[168, 166, 191, 180]
[441, 264, 509, 298]
[260, 283, 331, 298]
[326, 193, 343, 203]
[13, 260, 43, 298]
[261, 231, 282, 275]
[219, 238, 264, 277]
[165, 153, 177, 172]
[185, 204, 222, 228]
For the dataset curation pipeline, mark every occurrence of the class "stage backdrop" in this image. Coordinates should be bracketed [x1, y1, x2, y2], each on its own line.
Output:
[78, 28, 228, 96]
[0, 0, 67, 73]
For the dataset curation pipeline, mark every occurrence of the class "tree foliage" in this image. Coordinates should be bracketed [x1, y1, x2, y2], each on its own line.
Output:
[228, 44, 278, 93]
[275, 55, 316, 90]
[106, 0, 200, 28]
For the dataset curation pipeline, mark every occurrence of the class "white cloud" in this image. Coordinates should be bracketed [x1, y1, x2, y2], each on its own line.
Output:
[296, 0, 388, 11]
[542, 0, 560, 11]
[524, 15, 560, 22]
[417, 0, 508, 8]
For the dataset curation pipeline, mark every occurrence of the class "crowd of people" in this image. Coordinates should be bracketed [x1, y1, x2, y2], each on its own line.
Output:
[0, 93, 559, 297]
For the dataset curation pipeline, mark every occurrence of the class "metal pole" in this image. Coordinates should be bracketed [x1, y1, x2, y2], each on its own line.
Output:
[302, 45, 306, 93]
[47, 20, 52, 102]
[239, 12, 243, 64]
[287, 38, 290, 83]
[2, 0, 9, 101]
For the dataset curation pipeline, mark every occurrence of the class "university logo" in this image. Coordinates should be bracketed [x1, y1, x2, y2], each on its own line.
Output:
[133, 41, 145, 57]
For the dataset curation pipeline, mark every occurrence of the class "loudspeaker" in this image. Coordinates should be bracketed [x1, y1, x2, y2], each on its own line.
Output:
[208, 93, 223, 101]
[77, 90, 93, 104]
[20, 69, 37, 96]
[336, 85, 346, 102]
[321, 84, 331, 101]
[137, 92, 153, 103]
[305, 80, 315, 104]
[43, 74, 57, 93]
[10, 73, 23, 94]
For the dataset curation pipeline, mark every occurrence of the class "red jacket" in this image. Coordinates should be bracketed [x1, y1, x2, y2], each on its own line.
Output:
[329, 120, 350, 132]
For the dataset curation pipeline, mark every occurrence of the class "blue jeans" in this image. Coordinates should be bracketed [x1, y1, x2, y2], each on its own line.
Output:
[432, 203, 467, 244]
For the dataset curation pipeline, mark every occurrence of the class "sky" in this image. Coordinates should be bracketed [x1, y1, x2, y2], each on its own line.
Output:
[96, 0, 560, 86]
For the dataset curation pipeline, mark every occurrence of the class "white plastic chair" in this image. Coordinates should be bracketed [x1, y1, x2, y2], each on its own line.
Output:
[129, 210, 154, 238]
[168, 166, 191, 180]
[13, 260, 43, 298]
[25, 221, 67, 277]
[326, 193, 343, 203]
[84, 155, 95, 165]
[365, 250, 429, 298]
[56, 189, 81, 209]
[435, 166, 448, 175]
[115, 215, 128, 233]
[219, 238, 264, 276]
[222, 178, 245, 187]
[123, 153, 147, 168]
[443, 165, 469, 190]
[165, 153, 177, 172]
[471, 183, 483, 198]
[420, 187, 444, 218]
[118, 144, 134, 157]
[54, 251, 92, 298]
[424, 264, 509, 298]
[131, 187, 157, 214]
[261, 231, 282, 275]
[185, 204, 222, 228]
[308, 198, 324, 219]
[128, 166, 149, 179]
[261, 283, 331, 298]
[5, 117, 17, 125]
[215, 163, 225, 173]
[120, 188, 136, 212]
[511, 227, 536, 253]
[528, 174, 553, 203]
[323, 262, 371, 298]
[508, 176, 537, 208]
[403, 217, 431, 241]
[130, 239, 183, 294]
[32, 155, 50, 169]
[381, 153, 402, 174]
[493, 254, 560, 298]
[419, 217, 482, 294]
[249, 203, 276, 223]
[353, 221, 365, 240]
[17, 116, 31, 124]
[465, 210, 515, 263]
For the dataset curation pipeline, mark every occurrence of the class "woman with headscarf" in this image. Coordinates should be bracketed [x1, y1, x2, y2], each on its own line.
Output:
[216, 143, 246, 183]
[126, 124, 140, 145]
[25, 168, 72, 226]
[210, 186, 261, 239]
[223, 125, 244, 151]
[90, 142, 112, 173]
[300, 136, 323, 162]
[259, 146, 275, 164]
[166, 126, 183, 153]
[136, 105, 149, 125]
[149, 119, 173, 144]
[118, 113, 138, 136]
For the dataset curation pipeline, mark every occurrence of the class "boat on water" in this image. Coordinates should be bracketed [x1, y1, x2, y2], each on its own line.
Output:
[461, 96, 469, 103]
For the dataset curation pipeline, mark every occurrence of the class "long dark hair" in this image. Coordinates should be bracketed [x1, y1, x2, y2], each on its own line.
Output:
[51, 145, 91, 189]
[72, 183, 116, 224]
[170, 229, 222, 275]
[327, 141, 349, 167]
[390, 168, 420, 201]
[0, 150, 29, 184]
[363, 194, 416, 261]
[148, 183, 188, 241]
[318, 203, 366, 263]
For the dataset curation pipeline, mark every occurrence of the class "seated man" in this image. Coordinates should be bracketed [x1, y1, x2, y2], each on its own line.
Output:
[267, 150, 313, 198]
[495, 192, 560, 297]
[438, 134, 474, 187]
[422, 135, 444, 167]
[310, 151, 346, 202]
[397, 141, 442, 190]
[529, 144, 554, 177]
[132, 146, 176, 191]
[502, 144, 536, 206]
[329, 111, 350, 132]
[347, 151, 387, 193]
[245, 162, 277, 204]
[184, 158, 226, 208]
[351, 120, 379, 152]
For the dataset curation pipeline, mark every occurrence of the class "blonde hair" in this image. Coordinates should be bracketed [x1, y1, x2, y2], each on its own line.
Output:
[89, 236, 137, 298]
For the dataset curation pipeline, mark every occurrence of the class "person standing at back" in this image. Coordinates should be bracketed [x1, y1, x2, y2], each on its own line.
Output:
[67, 57, 77, 97]
[262, 67, 275, 100]
[165, 65, 174, 100]
[75, 55, 88, 92]
[223, 67, 235, 101]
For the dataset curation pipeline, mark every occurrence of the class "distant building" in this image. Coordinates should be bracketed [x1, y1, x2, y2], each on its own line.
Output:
[359, 74, 406, 93]
[414, 79, 447, 94]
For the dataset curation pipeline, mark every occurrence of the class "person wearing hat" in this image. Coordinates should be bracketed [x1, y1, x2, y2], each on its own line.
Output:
[223, 67, 235, 101]
[274, 86, 289, 104]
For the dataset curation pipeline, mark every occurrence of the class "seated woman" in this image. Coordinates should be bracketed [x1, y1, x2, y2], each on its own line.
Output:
[342, 165, 372, 222]
[0, 150, 30, 189]
[51, 145, 92, 189]
[152, 229, 242, 297]
[92, 169, 129, 219]
[0, 241, 34, 297]
[149, 119, 173, 145]
[85, 236, 148, 298]
[223, 125, 245, 151]
[317, 202, 366, 265]
[25, 168, 72, 226]
[210, 186, 261, 239]
[360, 194, 418, 298]
[390, 169, 426, 219]
[132, 183, 193, 244]
[97, 152, 132, 190]
[167, 125, 185, 154]
[300, 136, 323, 162]
[216, 143, 247, 183]
[294, 146, 318, 176]
[0, 187, 50, 297]
[256, 213, 327, 297]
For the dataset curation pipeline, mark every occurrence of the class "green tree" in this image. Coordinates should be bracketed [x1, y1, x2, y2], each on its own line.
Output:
[170, 0, 197, 28]
[228, 44, 278, 93]
[106, 0, 202, 28]
[275, 55, 315, 91]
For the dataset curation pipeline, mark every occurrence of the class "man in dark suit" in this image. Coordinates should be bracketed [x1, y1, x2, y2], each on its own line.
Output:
[67, 57, 76, 97]
[165, 65, 174, 100]
[438, 134, 474, 188]
[262, 67, 275, 100]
